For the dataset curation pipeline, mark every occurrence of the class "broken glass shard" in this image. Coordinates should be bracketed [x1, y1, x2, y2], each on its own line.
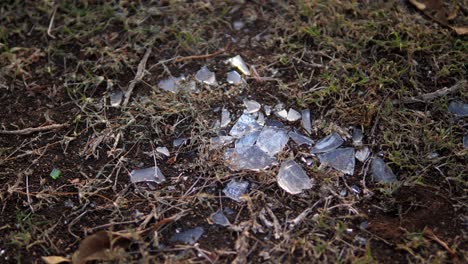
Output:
[256, 127, 289, 156]
[274, 103, 285, 112]
[109, 90, 123, 107]
[210, 210, 230, 226]
[264, 105, 272, 116]
[229, 113, 262, 138]
[311, 132, 344, 154]
[287, 108, 301, 122]
[371, 157, 397, 183]
[210, 136, 234, 149]
[448, 101, 468, 117]
[265, 119, 284, 128]
[233, 20, 245, 30]
[130, 166, 165, 184]
[235, 131, 260, 148]
[173, 138, 188, 147]
[170, 227, 204, 245]
[227, 70, 243, 85]
[243, 99, 261, 113]
[277, 160, 313, 194]
[318, 148, 355, 175]
[224, 145, 276, 170]
[352, 128, 363, 146]
[156, 146, 170, 157]
[195, 66, 217, 86]
[464, 134, 468, 149]
[158, 76, 185, 93]
[301, 156, 314, 166]
[275, 109, 288, 119]
[301, 109, 312, 134]
[227, 55, 250, 75]
[257, 112, 265, 126]
[221, 108, 231, 128]
[289, 131, 314, 146]
[223, 180, 249, 202]
[355, 147, 370, 162]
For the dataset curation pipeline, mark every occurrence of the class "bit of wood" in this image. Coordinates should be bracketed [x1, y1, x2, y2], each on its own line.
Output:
[0, 123, 68, 135]
[122, 48, 152, 107]
[392, 81, 466, 105]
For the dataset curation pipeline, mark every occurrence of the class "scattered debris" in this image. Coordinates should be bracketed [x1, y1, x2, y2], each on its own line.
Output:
[210, 210, 231, 226]
[311, 132, 344, 154]
[352, 128, 363, 146]
[257, 112, 265, 126]
[264, 105, 272, 116]
[158, 76, 185, 93]
[235, 131, 260, 149]
[243, 99, 261, 113]
[223, 180, 249, 202]
[318, 148, 355, 175]
[50, 168, 61, 180]
[277, 160, 313, 194]
[275, 109, 288, 120]
[256, 127, 289, 156]
[224, 146, 276, 170]
[227, 55, 251, 75]
[370, 157, 397, 183]
[464, 135, 468, 149]
[233, 20, 245, 30]
[173, 138, 188, 147]
[210, 136, 234, 149]
[289, 131, 314, 146]
[227, 70, 243, 85]
[229, 113, 262, 138]
[72, 231, 132, 264]
[195, 66, 217, 86]
[170, 227, 204, 245]
[109, 90, 123, 107]
[355, 147, 370, 162]
[448, 101, 468, 117]
[156, 147, 170, 157]
[130, 166, 165, 184]
[301, 109, 312, 134]
[221, 108, 232, 128]
[286, 108, 301, 122]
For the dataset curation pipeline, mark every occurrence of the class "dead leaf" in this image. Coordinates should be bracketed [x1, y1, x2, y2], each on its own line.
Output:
[409, 0, 426, 10]
[72, 231, 133, 264]
[451, 26, 468, 35]
[41, 256, 71, 264]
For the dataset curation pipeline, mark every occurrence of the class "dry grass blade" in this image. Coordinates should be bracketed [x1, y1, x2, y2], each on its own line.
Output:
[41, 256, 71, 264]
[423, 227, 460, 263]
[122, 48, 152, 107]
[0, 123, 68, 135]
[393, 81, 466, 104]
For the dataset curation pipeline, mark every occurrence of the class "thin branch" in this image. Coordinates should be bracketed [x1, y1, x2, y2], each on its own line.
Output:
[393, 81, 466, 105]
[123, 48, 152, 107]
[0, 123, 68, 135]
[174, 46, 228, 63]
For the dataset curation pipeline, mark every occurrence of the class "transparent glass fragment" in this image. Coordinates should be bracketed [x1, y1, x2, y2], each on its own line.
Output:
[229, 113, 262, 138]
[173, 138, 188, 147]
[264, 105, 272, 116]
[352, 128, 363, 146]
[233, 20, 245, 30]
[235, 131, 260, 148]
[275, 109, 288, 120]
[256, 127, 289, 156]
[210, 210, 230, 226]
[109, 90, 123, 107]
[287, 108, 301, 122]
[371, 157, 397, 183]
[210, 136, 234, 149]
[130, 166, 165, 183]
[318, 148, 355, 175]
[227, 55, 251, 75]
[311, 132, 344, 154]
[223, 180, 249, 202]
[257, 112, 265, 126]
[277, 160, 313, 194]
[158, 76, 185, 93]
[464, 134, 468, 149]
[448, 101, 468, 117]
[243, 99, 261, 113]
[355, 147, 370, 162]
[224, 145, 276, 171]
[170, 227, 204, 245]
[289, 131, 314, 146]
[301, 109, 312, 134]
[227, 70, 243, 85]
[221, 108, 231, 128]
[156, 146, 170, 157]
[195, 66, 217, 86]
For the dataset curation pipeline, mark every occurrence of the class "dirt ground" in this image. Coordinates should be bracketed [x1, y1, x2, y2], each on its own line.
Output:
[0, 1, 467, 263]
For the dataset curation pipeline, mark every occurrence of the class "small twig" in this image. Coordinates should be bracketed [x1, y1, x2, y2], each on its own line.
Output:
[174, 46, 228, 63]
[123, 48, 152, 107]
[47, 6, 57, 39]
[423, 227, 459, 263]
[25, 174, 34, 213]
[393, 81, 466, 105]
[0, 123, 68, 135]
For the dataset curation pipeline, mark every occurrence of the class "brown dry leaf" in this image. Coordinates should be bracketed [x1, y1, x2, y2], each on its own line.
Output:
[72, 231, 134, 264]
[41, 256, 71, 264]
[451, 26, 468, 35]
[409, 0, 427, 10]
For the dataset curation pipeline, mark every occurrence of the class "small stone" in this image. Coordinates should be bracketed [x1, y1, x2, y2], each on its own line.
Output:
[277, 160, 313, 194]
